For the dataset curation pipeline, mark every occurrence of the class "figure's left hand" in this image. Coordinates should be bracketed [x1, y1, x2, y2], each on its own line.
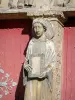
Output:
[39, 72, 47, 79]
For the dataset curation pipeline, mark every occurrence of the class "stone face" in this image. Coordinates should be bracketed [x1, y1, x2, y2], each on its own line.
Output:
[8, 0, 18, 8]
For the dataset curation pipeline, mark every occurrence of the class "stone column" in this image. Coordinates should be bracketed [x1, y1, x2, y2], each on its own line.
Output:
[29, 11, 65, 100]
[49, 17, 64, 100]
[43, 17, 64, 100]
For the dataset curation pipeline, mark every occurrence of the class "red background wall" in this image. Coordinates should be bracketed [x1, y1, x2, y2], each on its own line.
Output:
[0, 19, 32, 100]
[62, 18, 75, 100]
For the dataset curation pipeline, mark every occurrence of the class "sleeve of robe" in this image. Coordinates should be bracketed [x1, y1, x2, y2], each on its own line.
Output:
[45, 40, 56, 89]
[23, 49, 29, 86]
[23, 40, 33, 86]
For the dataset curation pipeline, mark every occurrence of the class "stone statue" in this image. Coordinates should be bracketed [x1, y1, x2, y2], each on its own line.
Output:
[23, 18, 56, 100]
[8, 0, 18, 8]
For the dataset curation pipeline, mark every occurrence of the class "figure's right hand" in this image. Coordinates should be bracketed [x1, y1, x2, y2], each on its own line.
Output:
[24, 64, 32, 72]
[38, 71, 47, 78]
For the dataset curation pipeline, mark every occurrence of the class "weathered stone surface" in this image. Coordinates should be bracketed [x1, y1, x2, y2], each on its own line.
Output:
[0, 0, 73, 10]
[50, 18, 64, 100]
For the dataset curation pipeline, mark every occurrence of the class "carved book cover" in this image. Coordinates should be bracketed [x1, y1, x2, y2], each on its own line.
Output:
[28, 54, 45, 78]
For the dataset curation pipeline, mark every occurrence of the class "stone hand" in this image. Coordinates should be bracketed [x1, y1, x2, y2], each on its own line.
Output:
[24, 64, 32, 72]
[39, 72, 47, 78]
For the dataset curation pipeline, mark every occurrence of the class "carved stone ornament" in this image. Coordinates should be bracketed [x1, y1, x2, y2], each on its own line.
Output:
[23, 18, 56, 100]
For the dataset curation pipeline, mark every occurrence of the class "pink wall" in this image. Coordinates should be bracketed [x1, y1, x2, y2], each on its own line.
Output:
[0, 19, 32, 100]
[62, 26, 75, 100]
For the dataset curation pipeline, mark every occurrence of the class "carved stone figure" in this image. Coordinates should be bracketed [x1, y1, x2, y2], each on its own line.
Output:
[17, 0, 53, 9]
[24, 0, 34, 7]
[8, 0, 54, 9]
[56, 0, 70, 6]
[23, 18, 56, 100]
[17, 0, 34, 8]
[8, 0, 34, 8]
[8, 0, 18, 8]
[17, 0, 24, 8]
[8, 0, 71, 9]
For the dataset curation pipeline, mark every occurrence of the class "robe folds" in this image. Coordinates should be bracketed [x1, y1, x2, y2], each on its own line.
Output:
[23, 38, 56, 100]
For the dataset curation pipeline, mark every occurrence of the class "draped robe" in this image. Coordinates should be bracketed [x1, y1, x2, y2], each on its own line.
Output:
[23, 38, 56, 100]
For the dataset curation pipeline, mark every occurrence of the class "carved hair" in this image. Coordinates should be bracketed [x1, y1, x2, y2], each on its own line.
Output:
[32, 18, 55, 39]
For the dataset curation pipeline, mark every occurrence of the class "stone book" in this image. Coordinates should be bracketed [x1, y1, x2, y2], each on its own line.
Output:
[28, 54, 45, 78]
